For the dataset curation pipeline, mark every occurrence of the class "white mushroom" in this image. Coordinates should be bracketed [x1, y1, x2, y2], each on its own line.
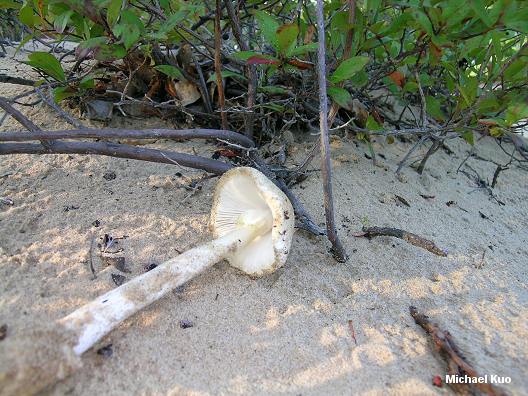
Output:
[0, 167, 295, 395]
[210, 167, 294, 276]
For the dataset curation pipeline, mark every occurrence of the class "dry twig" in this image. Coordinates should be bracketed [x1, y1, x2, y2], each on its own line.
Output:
[354, 226, 447, 257]
[214, 0, 228, 130]
[410, 306, 508, 396]
[315, 0, 347, 262]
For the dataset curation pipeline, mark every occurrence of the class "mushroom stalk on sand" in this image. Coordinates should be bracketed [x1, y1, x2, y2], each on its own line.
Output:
[0, 167, 295, 396]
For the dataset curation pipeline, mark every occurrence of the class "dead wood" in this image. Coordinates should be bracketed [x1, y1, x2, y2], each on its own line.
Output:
[0, 141, 234, 174]
[315, 0, 348, 262]
[354, 226, 447, 257]
[0, 128, 255, 148]
[410, 306, 508, 396]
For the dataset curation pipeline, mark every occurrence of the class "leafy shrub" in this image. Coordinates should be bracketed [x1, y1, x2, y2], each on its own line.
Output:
[1, 0, 527, 144]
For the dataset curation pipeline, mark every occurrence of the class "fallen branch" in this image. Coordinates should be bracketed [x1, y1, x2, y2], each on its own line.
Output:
[410, 306, 508, 396]
[0, 74, 36, 86]
[0, 141, 233, 174]
[0, 128, 255, 147]
[0, 96, 55, 150]
[353, 226, 447, 257]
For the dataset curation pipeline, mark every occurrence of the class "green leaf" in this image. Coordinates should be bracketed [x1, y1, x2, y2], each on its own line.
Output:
[505, 103, 528, 126]
[207, 70, 247, 83]
[366, 115, 382, 130]
[54, 10, 74, 33]
[288, 43, 318, 57]
[80, 37, 107, 48]
[150, 10, 187, 40]
[413, 10, 434, 37]
[107, 0, 122, 27]
[328, 87, 353, 111]
[470, 0, 493, 27]
[330, 56, 369, 84]
[457, 75, 478, 108]
[254, 11, 279, 50]
[94, 44, 127, 61]
[504, 59, 526, 80]
[461, 130, 474, 145]
[154, 65, 184, 80]
[53, 86, 78, 102]
[26, 52, 65, 82]
[79, 76, 95, 89]
[366, 0, 382, 14]
[232, 51, 262, 61]
[19, 5, 36, 27]
[503, 6, 528, 33]
[276, 24, 298, 57]
[350, 70, 369, 88]
[0, 0, 21, 9]
[478, 96, 501, 114]
[425, 96, 445, 121]
[262, 103, 286, 112]
[112, 9, 143, 50]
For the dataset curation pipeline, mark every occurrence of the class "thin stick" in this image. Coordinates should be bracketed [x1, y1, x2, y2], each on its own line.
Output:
[354, 226, 447, 257]
[410, 306, 507, 396]
[190, 51, 213, 114]
[223, 0, 257, 137]
[0, 127, 255, 147]
[214, 0, 228, 130]
[0, 141, 233, 175]
[0, 97, 54, 150]
[0, 74, 36, 86]
[416, 140, 440, 175]
[315, 0, 347, 262]
[396, 135, 428, 174]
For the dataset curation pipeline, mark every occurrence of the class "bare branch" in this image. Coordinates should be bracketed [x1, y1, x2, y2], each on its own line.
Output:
[315, 0, 347, 262]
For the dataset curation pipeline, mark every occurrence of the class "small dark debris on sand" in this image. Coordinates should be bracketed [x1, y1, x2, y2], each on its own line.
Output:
[103, 171, 117, 181]
[179, 320, 194, 329]
[0, 324, 7, 341]
[111, 273, 126, 286]
[144, 263, 158, 272]
[97, 344, 113, 358]
[102, 256, 130, 273]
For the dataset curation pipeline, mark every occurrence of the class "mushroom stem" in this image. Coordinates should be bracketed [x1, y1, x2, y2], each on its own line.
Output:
[60, 212, 271, 355]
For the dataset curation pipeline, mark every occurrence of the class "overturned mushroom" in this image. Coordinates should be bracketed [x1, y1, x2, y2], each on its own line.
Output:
[0, 167, 295, 395]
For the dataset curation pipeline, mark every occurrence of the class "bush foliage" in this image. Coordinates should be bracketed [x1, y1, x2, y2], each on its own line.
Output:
[1, 0, 527, 144]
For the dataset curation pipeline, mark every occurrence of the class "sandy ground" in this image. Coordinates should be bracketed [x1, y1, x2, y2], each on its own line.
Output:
[1, 49, 527, 396]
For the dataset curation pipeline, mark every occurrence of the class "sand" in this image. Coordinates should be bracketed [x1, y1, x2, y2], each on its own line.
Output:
[1, 48, 527, 395]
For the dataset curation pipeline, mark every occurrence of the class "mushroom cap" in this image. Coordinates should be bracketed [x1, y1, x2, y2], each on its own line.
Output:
[210, 167, 295, 277]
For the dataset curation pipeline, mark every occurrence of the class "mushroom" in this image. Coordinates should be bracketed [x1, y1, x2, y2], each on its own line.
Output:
[0, 167, 295, 395]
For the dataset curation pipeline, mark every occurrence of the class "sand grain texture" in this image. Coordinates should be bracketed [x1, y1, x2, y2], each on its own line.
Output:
[0, 48, 527, 395]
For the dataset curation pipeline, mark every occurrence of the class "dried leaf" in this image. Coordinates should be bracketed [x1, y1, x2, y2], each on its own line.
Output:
[173, 80, 201, 106]
[111, 273, 126, 286]
[165, 79, 178, 98]
[388, 71, 405, 87]
[97, 344, 113, 357]
[287, 58, 314, 70]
